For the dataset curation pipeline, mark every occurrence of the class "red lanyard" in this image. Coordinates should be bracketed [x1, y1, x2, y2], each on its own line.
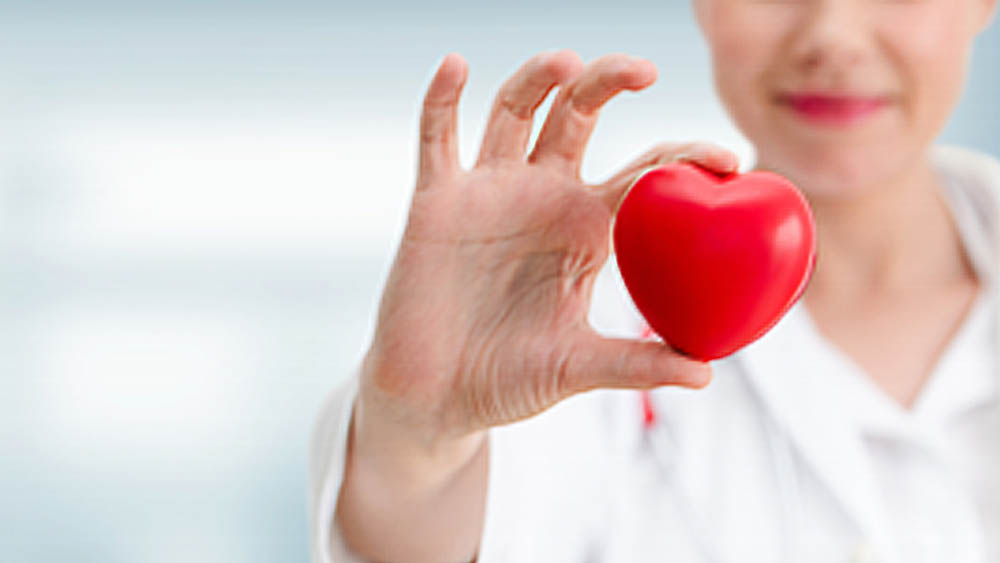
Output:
[640, 387, 657, 429]
[639, 324, 658, 429]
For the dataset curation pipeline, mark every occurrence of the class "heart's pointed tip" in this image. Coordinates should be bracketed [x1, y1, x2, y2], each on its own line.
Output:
[685, 350, 726, 362]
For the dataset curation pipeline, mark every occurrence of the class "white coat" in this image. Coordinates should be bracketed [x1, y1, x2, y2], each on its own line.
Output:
[310, 146, 1000, 563]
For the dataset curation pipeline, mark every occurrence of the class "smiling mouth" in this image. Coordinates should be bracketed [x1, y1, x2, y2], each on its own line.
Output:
[777, 93, 890, 126]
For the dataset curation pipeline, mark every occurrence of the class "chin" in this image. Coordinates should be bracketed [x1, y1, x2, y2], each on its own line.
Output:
[756, 141, 923, 202]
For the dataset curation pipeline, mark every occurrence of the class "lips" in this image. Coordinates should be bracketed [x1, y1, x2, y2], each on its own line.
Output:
[778, 93, 890, 125]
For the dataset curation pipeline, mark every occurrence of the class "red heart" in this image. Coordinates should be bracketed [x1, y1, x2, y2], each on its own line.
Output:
[612, 163, 816, 361]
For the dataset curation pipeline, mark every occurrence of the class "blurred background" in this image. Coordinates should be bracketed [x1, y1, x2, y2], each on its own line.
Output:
[1, 1, 997, 561]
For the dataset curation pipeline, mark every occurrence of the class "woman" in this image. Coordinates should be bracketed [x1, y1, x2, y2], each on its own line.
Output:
[312, 0, 1000, 561]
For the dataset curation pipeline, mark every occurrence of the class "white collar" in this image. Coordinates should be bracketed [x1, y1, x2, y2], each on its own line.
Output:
[739, 301, 897, 559]
[734, 146, 1000, 560]
[784, 287, 997, 442]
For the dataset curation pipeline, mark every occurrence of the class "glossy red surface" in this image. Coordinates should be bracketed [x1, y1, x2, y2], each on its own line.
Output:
[613, 163, 816, 361]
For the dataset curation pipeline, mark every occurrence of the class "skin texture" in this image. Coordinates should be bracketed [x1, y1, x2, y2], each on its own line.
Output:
[694, 0, 996, 407]
[337, 1, 998, 560]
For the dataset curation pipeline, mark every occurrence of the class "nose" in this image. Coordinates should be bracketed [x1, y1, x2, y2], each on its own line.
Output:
[788, 0, 869, 77]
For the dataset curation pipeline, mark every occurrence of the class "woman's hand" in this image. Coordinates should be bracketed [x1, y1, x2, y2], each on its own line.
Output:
[337, 50, 739, 562]
[359, 50, 739, 459]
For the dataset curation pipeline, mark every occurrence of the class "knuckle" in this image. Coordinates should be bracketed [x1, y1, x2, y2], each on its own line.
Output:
[493, 59, 560, 121]
[422, 96, 451, 112]
[568, 89, 601, 116]
[497, 91, 533, 120]
[423, 84, 459, 110]
[421, 98, 454, 119]
[419, 127, 449, 148]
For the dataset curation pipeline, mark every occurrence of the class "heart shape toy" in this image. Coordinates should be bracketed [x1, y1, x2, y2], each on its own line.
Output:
[612, 163, 816, 361]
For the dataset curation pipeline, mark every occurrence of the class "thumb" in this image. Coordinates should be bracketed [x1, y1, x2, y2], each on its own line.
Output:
[559, 332, 713, 395]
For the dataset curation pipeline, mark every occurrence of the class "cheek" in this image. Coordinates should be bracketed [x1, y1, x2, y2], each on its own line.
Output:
[705, 7, 792, 127]
[881, 9, 973, 137]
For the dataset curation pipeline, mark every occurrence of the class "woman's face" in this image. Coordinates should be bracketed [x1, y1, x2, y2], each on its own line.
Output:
[694, 0, 996, 199]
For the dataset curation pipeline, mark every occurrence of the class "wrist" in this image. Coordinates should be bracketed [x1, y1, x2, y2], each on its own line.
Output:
[351, 388, 487, 491]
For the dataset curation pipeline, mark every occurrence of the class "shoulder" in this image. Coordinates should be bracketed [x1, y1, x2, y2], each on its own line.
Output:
[932, 145, 1000, 210]
[932, 145, 1000, 282]
[933, 145, 1000, 181]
